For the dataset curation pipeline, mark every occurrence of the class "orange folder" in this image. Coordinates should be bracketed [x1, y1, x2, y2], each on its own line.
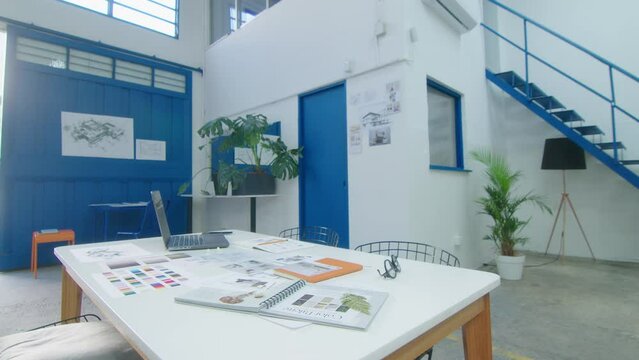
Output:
[274, 258, 363, 283]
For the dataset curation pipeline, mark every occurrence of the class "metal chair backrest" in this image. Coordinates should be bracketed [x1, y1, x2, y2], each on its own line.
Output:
[439, 248, 461, 267]
[279, 226, 340, 247]
[29, 314, 102, 331]
[354, 241, 460, 267]
[116, 201, 151, 240]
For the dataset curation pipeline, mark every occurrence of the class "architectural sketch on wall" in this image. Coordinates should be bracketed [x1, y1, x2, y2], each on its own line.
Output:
[349, 125, 362, 154]
[360, 108, 390, 127]
[357, 80, 401, 129]
[369, 125, 391, 146]
[136, 139, 166, 161]
[385, 81, 401, 114]
[61, 111, 134, 159]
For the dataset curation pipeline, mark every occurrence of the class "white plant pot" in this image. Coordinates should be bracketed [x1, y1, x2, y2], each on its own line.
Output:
[496, 255, 526, 280]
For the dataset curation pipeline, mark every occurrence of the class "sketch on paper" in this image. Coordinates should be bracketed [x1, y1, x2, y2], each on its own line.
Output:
[349, 125, 362, 154]
[136, 139, 166, 161]
[70, 243, 151, 263]
[385, 81, 401, 114]
[369, 125, 391, 146]
[61, 112, 134, 159]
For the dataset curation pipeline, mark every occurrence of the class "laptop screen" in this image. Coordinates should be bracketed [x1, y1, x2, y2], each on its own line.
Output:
[151, 190, 171, 245]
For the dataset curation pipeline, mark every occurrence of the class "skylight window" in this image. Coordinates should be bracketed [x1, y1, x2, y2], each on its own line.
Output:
[60, 0, 178, 37]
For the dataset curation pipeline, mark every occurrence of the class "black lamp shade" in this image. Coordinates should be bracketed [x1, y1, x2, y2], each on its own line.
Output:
[541, 138, 586, 170]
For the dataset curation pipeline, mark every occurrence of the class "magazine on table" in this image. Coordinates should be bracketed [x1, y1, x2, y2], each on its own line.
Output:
[239, 237, 316, 254]
[175, 274, 387, 330]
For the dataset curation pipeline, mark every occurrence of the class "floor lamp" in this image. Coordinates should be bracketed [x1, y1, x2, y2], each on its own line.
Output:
[541, 138, 596, 261]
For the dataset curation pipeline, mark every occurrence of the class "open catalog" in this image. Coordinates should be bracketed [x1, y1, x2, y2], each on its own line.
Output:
[175, 274, 388, 330]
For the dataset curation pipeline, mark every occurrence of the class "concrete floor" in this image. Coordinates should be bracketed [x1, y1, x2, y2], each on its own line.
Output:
[1, 253, 638, 359]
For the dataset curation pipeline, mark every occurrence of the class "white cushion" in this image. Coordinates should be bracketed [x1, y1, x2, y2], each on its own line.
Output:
[0, 322, 141, 360]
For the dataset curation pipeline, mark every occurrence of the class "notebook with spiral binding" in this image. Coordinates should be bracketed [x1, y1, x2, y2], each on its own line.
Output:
[175, 275, 388, 330]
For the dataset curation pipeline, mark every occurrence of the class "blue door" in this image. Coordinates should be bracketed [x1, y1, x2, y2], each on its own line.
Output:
[299, 83, 349, 248]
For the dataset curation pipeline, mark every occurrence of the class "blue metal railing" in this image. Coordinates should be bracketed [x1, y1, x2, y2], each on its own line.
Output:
[482, 0, 639, 162]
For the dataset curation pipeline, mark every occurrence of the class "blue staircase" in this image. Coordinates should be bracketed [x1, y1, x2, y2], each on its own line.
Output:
[482, 0, 639, 189]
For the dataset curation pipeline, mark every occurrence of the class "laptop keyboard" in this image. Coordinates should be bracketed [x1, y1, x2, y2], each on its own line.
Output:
[172, 234, 202, 248]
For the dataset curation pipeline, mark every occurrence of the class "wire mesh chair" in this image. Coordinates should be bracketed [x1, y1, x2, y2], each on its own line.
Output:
[439, 249, 461, 267]
[29, 314, 102, 331]
[354, 241, 436, 262]
[1, 314, 139, 359]
[354, 241, 461, 360]
[279, 226, 340, 247]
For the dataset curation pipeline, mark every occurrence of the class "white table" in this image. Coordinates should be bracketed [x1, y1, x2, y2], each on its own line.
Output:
[55, 230, 500, 359]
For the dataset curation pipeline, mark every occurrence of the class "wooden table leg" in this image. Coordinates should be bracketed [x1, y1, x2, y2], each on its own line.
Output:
[385, 294, 491, 360]
[462, 294, 493, 360]
[61, 267, 82, 321]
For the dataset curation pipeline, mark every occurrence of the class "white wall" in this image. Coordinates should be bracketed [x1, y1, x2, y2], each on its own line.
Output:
[198, 0, 496, 269]
[197, 0, 408, 239]
[0, 0, 209, 171]
[484, 0, 639, 262]
[402, 0, 496, 267]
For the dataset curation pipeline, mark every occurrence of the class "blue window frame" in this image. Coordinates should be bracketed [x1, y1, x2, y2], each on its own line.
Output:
[59, 0, 179, 38]
[15, 33, 188, 96]
[427, 79, 464, 171]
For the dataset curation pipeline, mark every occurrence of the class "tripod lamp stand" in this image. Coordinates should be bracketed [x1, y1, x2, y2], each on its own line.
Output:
[541, 138, 595, 261]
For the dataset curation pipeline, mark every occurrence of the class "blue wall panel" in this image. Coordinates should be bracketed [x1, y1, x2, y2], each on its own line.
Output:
[0, 27, 192, 270]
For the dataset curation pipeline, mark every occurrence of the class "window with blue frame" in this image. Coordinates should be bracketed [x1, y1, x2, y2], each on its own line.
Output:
[15, 36, 187, 94]
[59, 0, 179, 38]
[427, 79, 464, 170]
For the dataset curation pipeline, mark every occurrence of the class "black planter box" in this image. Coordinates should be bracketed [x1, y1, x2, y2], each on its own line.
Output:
[234, 173, 276, 195]
[212, 172, 276, 195]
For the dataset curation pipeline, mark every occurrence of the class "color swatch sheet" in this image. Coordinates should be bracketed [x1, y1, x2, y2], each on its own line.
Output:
[95, 264, 189, 297]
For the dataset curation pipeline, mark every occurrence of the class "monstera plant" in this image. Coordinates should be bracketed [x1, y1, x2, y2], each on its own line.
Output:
[179, 114, 302, 196]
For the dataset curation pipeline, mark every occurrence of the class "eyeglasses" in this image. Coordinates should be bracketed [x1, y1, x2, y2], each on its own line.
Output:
[377, 254, 401, 279]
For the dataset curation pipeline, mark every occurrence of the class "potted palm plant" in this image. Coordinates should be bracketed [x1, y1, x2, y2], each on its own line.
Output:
[471, 150, 551, 280]
[179, 114, 302, 196]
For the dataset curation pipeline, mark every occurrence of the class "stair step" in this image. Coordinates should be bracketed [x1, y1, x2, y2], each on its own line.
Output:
[621, 160, 639, 165]
[574, 125, 604, 136]
[551, 110, 583, 123]
[495, 71, 525, 87]
[532, 96, 565, 110]
[514, 83, 547, 98]
[597, 142, 626, 150]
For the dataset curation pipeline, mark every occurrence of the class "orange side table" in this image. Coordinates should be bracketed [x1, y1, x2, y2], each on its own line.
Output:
[31, 229, 75, 279]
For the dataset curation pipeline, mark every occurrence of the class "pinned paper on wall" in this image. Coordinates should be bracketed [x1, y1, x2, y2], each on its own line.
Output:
[349, 125, 362, 154]
[364, 89, 379, 103]
[61, 112, 134, 159]
[369, 125, 391, 146]
[359, 102, 391, 128]
[385, 81, 401, 114]
[349, 93, 362, 106]
[136, 139, 166, 161]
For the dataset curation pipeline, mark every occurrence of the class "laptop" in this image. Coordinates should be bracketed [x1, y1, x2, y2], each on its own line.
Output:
[151, 190, 230, 251]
